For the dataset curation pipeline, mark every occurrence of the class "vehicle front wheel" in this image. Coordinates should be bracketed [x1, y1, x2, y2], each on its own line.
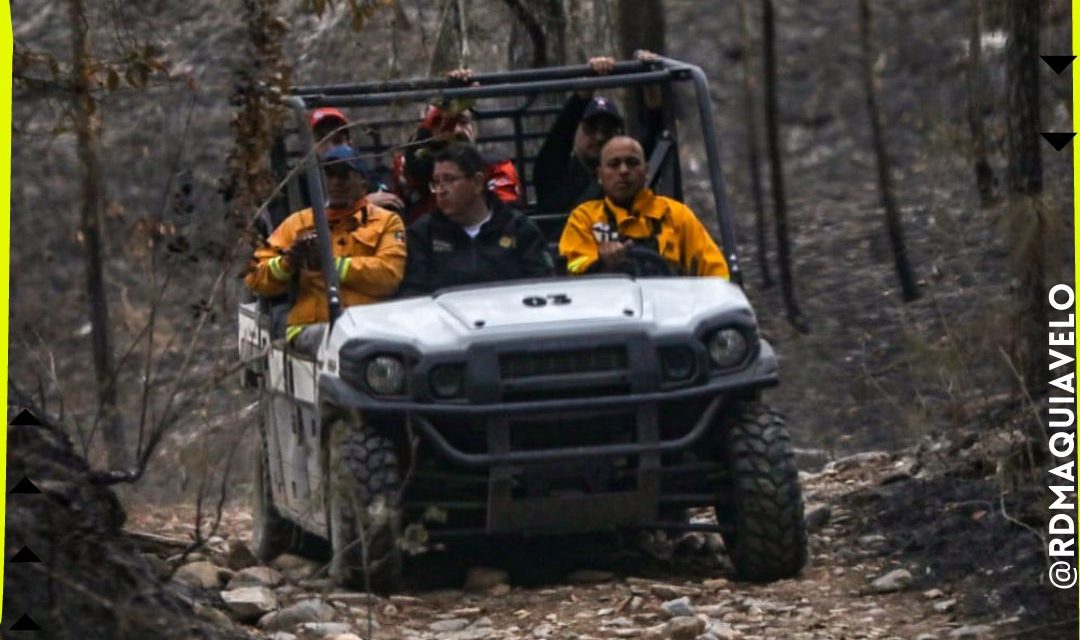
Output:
[717, 403, 807, 582]
[327, 416, 403, 593]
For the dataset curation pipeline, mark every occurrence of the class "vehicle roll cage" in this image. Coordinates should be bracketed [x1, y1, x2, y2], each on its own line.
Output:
[280, 56, 741, 324]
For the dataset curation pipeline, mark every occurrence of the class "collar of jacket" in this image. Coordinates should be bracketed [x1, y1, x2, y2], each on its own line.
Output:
[431, 193, 513, 237]
[604, 188, 665, 221]
[326, 197, 367, 224]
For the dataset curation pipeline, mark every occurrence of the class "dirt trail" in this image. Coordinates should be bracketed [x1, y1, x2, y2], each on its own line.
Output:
[129, 435, 1067, 640]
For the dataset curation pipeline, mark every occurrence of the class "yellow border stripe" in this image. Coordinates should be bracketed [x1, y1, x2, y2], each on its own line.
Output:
[1073, 0, 1079, 623]
[0, 0, 13, 608]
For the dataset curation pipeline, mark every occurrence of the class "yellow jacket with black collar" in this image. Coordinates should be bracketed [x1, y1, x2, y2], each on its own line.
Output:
[558, 188, 730, 279]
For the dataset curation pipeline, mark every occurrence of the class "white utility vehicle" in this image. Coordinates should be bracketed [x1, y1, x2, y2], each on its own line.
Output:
[239, 57, 807, 591]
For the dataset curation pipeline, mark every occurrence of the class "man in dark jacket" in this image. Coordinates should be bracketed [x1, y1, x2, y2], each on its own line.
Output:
[533, 53, 665, 214]
[400, 142, 553, 296]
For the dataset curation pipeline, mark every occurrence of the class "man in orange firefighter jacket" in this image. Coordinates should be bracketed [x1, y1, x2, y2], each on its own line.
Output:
[245, 145, 406, 353]
[559, 136, 729, 279]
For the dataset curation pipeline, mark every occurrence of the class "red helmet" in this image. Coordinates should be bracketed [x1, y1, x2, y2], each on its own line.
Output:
[309, 107, 348, 129]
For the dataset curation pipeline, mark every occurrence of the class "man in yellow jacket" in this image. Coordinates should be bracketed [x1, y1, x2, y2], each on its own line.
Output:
[559, 136, 729, 279]
[245, 145, 406, 352]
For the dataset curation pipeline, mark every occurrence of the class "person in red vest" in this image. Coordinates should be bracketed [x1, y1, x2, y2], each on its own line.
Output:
[392, 71, 522, 225]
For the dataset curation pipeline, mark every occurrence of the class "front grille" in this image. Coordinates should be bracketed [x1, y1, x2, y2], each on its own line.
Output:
[500, 346, 628, 379]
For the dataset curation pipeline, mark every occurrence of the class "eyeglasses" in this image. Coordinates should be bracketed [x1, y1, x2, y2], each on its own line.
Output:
[429, 174, 467, 193]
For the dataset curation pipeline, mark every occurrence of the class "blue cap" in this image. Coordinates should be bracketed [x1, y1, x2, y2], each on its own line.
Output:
[320, 145, 370, 178]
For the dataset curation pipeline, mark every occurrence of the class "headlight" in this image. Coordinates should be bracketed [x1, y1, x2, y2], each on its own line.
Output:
[660, 346, 696, 382]
[706, 328, 749, 369]
[429, 364, 465, 399]
[365, 356, 406, 395]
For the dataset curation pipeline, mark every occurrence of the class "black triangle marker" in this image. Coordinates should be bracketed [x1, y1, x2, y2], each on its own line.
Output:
[10, 477, 41, 494]
[12, 547, 41, 563]
[9, 409, 41, 426]
[1041, 55, 1076, 75]
[9, 613, 42, 631]
[1041, 132, 1076, 151]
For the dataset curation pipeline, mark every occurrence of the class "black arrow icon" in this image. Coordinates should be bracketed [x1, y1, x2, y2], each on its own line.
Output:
[12, 547, 42, 563]
[1041, 55, 1076, 75]
[9, 613, 42, 631]
[1041, 132, 1076, 151]
[9, 409, 41, 426]
[10, 477, 41, 494]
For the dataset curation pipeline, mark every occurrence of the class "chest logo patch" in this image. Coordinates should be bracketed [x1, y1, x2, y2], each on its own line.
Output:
[499, 235, 515, 249]
[433, 239, 454, 252]
[591, 222, 617, 243]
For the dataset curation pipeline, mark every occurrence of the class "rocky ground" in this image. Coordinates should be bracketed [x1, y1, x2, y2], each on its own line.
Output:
[126, 415, 1074, 640]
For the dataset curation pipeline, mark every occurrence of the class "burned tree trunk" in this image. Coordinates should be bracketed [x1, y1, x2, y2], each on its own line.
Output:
[68, 0, 126, 469]
[1006, 0, 1042, 197]
[762, 0, 806, 331]
[857, 0, 919, 302]
[615, 0, 665, 58]
[966, 0, 995, 205]
[1005, 0, 1046, 391]
[503, 0, 567, 68]
[737, 0, 773, 289]
[429, 0, 470, 75]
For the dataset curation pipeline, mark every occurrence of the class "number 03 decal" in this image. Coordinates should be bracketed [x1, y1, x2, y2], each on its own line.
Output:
[522, 294, 572, 307]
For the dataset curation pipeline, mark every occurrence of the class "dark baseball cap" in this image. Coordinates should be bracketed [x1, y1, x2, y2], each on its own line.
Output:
[320, 145, 370, 178]
[582, 96, 624, 126]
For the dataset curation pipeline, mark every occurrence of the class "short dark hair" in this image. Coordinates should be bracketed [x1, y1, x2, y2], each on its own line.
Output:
[433, 141, 485, 177]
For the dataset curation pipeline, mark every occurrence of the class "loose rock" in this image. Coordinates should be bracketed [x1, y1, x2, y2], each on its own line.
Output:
[175, 560, 229, 589]
[259, 598, 336, 631]
[296, 622, 355, 637]
[870, 568, 914, 593]
[660, 596, 695, 619]
[665, 616, 705, 639]
[271, 554, 321, 582]
[225, 539, 260, 571]
[221, 586, 278, 621]
[948, 626, 994, 639]
[229, 565, 285, 589]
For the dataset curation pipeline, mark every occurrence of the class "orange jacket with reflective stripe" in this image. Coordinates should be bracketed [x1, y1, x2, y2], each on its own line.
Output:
[558, 189, 730, 279]
[244, 199, 407, 326]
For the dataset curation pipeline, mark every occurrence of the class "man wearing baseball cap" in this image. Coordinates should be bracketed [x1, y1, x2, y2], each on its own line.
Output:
[245, 144, 406, 353]
[310, 107, 351, 154]
[534, 52, 665, 214]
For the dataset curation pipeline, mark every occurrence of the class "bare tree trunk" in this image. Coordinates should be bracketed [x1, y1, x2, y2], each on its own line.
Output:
[1006, 0, 1042, 196]
[502, 0, 568, 68]
[762, 0, 806, 331]
[69, 0, 126, 469]
[429, 0, 468, 75]
[857, 0, 919, 302]
[737, 0, 773, 289]
[966, 0, 995, 205]
[1005, 0, 1046, 391]
[615, 0, 665, 57]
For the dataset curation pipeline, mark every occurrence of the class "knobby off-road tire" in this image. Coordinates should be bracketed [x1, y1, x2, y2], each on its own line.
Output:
[327, 418, 403, 593]
[252, 419, 301, 561]
[719, 403, 807, 582]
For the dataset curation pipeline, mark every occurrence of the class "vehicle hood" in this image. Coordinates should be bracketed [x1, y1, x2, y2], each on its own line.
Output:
[328, 276, 755, 352]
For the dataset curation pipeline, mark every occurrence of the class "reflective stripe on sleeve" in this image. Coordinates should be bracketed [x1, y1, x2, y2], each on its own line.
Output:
[285, 325, 304, 342]
[268, 256, 292, 281]
[335, 256, 350, 283]
[567, 256, 593, 274]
